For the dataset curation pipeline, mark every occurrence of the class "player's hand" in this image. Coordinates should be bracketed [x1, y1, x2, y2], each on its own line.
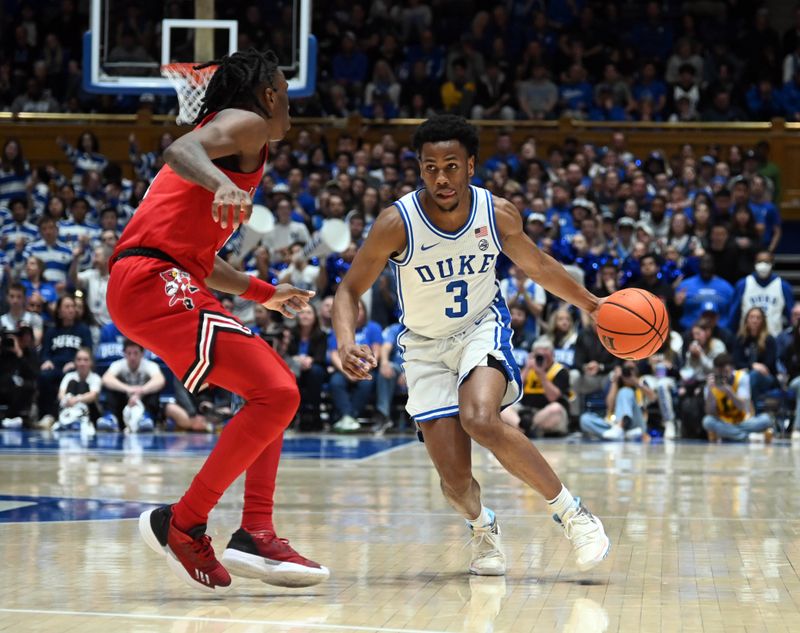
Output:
[751, 362, 770, 376]
[339, 343, 377, 381]
[263, 284, 315, 318]
[212, 183, 252, 230]
[588, 296, 605, 325]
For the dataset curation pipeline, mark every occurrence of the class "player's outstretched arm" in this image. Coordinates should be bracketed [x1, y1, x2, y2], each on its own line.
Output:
[494, 197, 600, 318]
[163, 110, 270, 229]
[333, 207, 406, 381]
[208, 255, 313, 319]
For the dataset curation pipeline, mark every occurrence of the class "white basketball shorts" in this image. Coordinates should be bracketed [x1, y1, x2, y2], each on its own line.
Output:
[399, 303, 522, 423]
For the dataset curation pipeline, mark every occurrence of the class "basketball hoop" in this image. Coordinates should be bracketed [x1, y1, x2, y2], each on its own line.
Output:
[160, 62, 217, 125]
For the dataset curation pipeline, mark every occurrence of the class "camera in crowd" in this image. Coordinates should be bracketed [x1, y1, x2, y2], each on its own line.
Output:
[261, 323, 288, 351]
[1, 322, 32, 354]
[1, 331, 16, 352]
[713, 373, 732, 386]
[621, 366, 633, 378]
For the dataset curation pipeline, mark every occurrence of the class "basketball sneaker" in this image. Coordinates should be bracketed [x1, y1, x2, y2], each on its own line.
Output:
[96, 413, 118, 432]
[137, 413, 155, 433]
[553, 498, 611, 572]
[467, 519, 506, 576]
[601, 425, 623, 441]
[139, 505, 231, 593]
[221, 528, 330, 587]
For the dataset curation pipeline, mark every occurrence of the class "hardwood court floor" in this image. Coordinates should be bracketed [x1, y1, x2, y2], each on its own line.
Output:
[2, 431, 800, 633]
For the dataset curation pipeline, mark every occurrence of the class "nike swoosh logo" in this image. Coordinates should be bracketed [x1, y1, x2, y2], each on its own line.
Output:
[420, 243, 439, 251]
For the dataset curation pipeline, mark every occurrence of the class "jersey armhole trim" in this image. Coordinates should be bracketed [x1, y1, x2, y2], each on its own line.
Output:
[389, 200, 414, 267]
[486, 189, 503, 251]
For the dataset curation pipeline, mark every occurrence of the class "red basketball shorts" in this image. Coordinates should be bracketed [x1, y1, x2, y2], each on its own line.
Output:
[107, 256, 277, 394]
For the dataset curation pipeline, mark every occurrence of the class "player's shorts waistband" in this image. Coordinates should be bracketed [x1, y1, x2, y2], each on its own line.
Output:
[113, 247, 184, 269]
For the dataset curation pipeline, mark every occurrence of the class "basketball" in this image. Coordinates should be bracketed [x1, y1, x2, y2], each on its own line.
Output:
[596, 289, 670, 360]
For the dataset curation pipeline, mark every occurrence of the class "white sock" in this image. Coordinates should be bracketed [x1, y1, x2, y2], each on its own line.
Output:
[547, 485, 576, 518]
[466, 505, 495, 529]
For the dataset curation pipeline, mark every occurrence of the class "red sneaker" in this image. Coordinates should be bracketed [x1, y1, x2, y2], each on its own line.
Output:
[166, 522, 232, 593]
[139, 505, 231, 593]
[221, 528, 330, 587]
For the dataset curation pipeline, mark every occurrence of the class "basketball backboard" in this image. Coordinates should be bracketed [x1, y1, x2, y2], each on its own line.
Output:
[83, 0, 316, 97]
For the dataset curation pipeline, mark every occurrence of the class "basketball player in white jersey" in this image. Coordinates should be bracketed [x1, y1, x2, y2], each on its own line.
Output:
[333, 115, 610, 575]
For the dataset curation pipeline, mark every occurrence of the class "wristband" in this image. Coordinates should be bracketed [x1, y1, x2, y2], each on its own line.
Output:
[241, 276, 276, 304]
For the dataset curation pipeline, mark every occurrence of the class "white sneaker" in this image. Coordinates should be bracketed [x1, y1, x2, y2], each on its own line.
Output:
[792, 429, 800, 441]
[554, 499, 611, 571]
[601, 425, 623, 441]
[467, 519, 506, 576]
[333, 415, 360, 433]
[748, 432, 765, 443]
[663, 420, 676, 440]
[1, 416, 23, 429]
[624, 427, 643, 441]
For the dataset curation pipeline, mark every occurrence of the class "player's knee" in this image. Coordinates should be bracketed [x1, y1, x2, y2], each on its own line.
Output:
[460, 404, 501, 445]
[248, 382, 301, 426]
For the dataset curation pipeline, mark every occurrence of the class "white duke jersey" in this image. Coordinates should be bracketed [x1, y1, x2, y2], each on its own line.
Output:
[390, 186, 503, 339]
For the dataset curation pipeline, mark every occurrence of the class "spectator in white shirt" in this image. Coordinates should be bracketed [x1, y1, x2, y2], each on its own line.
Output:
[70, 244, 111, 327]
[100, 340, 165, 432]
[55, 347, 101, 432]
[261, 198, 311, 257]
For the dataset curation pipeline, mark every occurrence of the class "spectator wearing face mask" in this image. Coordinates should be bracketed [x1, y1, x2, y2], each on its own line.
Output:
[729, 250, 794, 337]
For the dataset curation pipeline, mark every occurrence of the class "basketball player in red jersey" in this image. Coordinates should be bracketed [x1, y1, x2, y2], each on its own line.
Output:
[107, 50, 329, 592]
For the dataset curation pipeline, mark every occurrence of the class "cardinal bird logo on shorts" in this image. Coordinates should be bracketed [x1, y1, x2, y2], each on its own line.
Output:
[160, 268, 199, 310]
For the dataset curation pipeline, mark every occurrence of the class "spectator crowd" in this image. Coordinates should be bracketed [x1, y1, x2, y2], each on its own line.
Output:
[0, 121, 798, 443]
[1, 0, 800, 442]
[6, 1, 800, 123]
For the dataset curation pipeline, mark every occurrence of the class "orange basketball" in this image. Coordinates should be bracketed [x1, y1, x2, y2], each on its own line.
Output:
[596, 288, 670, 360]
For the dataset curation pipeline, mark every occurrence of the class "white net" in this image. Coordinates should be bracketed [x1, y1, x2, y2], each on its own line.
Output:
[160, 63, 218, 125]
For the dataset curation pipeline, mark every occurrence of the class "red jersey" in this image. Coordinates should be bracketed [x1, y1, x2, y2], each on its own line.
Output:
[113, 112, 266, 280]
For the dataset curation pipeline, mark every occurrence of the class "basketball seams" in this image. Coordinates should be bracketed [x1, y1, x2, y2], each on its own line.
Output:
[602, 301, 659, 336]
[596, 325, 652, 337]
[629, 288, 658, 327]
[598, 289, 670, 359]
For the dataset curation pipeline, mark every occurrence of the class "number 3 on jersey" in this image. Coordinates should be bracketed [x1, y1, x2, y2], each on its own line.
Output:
[445, 280, 468, 318]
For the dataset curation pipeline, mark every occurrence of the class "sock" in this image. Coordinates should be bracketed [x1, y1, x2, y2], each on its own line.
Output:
[467, 505, 495, 530]
[547, 485, 576, 518]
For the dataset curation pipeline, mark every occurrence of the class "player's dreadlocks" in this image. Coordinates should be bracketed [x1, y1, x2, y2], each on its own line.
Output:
[193, 49, 281, 124]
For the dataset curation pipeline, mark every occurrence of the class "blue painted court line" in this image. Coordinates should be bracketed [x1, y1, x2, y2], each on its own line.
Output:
[0, 430, 414, 460]
[0, 494, 160, 523]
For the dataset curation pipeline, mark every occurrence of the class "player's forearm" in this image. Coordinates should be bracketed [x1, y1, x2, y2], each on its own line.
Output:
[103, 375, 130, 393]
[332, 286, 360, 348]
[769, 227, 781, 253]
[163, 139, 235, 193]
[141, 376, 165, 395]
[542, 380, 562, 402]
[206, 256, 250, 295]
[530, 250, 598, 314]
